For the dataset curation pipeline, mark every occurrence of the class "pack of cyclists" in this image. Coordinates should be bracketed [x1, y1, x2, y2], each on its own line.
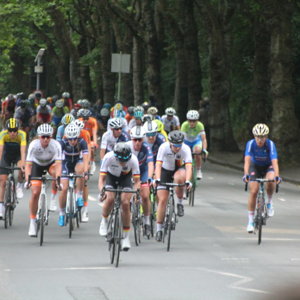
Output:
[0, 91, 282, 251]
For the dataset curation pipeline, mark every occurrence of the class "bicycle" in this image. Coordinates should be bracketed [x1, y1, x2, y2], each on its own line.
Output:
[64, 173, 84, 238]
[2, 164, 21, 229]
[102, 186, 138, 268]
[245, 178, 279, 245]
[189, 152, 203, 206]
[29, 174, 58, 246]
[150, 185, 157, 237]
[158, 182, 187, 251]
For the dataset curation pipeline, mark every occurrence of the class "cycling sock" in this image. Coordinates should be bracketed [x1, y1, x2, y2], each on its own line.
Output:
[0, 203, 3, 210]
[156, 223, 163, 231]
[248, 211, 254, 223]
[30, 218, 36, 224]
[177, 198, 183, 205]
[144, 215, 150, 225]
[59, 208, 66, 216]
[267, 197, 273, 204]
[17, 182, 23, 188]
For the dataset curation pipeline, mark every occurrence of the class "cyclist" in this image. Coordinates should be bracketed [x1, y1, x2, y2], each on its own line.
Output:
[111, 102, 126, 118]
[1, 94, 16, 128]
[128, 106, 144, 130]
[161, 107, 180, 134]
[62, 92, 73, 111]
[127, 126, 154, 237]
[0, 119, 26, 218]
[98, 142, 140, 251]
[78, 108, 98, 174]
[154, 130, 192, 241]
[100, 118, 130, 160]
[147, 106, 161, 120]
[98, 107, 110, 136]
[51, 99, 69, 130]
[58, 123, 89, 225]
[36, 98, 52, 125]
[143, 120, 166, 164]
[243, 123, 281, 233]
[154, 119, 168, 140]
[181, 110, 208, 179]
[14, 100, 35, 139]
[125, 106, 135, 124]
[24, 124, 62, 236]
[56, 113, 75, 142]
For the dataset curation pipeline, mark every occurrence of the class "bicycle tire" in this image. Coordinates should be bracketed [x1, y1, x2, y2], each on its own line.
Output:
[9, 182, 16, 227]
[189, 185, 195, 206]
[257, 214, 263, 245]
[40, 194, 46, 246]
[167, 202, 174, 251]
[132, 202, 140, 246]
[107, 214, 115, 264]
[115, 209, 122, 268]
[111, 210, 120, 265]
[69, 190, 74, 239]
[3, 180, 11, 229]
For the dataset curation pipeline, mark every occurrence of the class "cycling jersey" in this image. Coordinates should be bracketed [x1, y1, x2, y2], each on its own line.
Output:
[26, 139, 62, 166]
[181, 121, 205, 142]
[14, 107, 34, 126]
[56, 125, 66, 142]
[79, 117, 98, 140]
[79, 129, 91, 146]
[51, 107, 69, 126]
[145, 133, 166, 163]
[60, 138, 88, 162]
[244, 139, 278, 167]
[100, 151, 140, 178]
[100, 130, 129, 152]
[161, 115, 180, 133]
[156, 142, 192, 171]
[36, 105, 51, 115]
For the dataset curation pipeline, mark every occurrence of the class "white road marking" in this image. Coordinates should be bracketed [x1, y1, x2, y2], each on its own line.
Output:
[278, 197, 286, 202]
[88, 195, 97, 202]
[237, 237, 300, 241]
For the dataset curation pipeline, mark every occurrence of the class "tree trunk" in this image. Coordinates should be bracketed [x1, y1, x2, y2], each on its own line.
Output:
[269, 1, 300, 162]
[132, 36, 144, 105]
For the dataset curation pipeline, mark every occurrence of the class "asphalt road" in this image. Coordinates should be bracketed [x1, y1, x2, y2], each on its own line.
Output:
[0, 162, 300, 300]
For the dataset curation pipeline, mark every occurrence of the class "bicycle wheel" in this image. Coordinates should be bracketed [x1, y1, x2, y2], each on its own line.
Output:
[3, 180, 11, 229]
[167, 202, 174, 251]
[68, 190, 74, 239]
[115, 210, 123, 268]
[107, 214, 116, 264]
[132, 202, 140, 246]
[189, 184, 195, 207]
[39, 194, 46, 246]
[9, 182, 16, 227]
[150, 193, 156, 237]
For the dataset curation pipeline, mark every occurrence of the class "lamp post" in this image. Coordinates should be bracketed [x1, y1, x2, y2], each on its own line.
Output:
[34, 48, 45, 91]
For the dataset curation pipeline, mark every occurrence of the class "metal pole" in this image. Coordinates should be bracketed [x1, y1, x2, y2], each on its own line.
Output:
[117, 52, 122, 101]
[36, 57, 41, 90]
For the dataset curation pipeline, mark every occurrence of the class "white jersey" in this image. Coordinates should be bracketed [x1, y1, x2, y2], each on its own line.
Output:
[100, 130, 129, 152]
[161, 115, 180, 132]
[100, 151, 140, 177]
[26, 139, 62, 166]
[156, 142, 192, 171]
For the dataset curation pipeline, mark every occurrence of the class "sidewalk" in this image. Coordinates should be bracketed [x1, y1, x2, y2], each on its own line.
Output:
[208, 151, 300, 186]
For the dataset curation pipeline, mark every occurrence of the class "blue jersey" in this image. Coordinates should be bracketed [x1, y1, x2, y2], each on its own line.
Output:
[56, 124, 66, 142]
[60, 138, 88, 163]
[244, 139, 278, 166]
[146, 133, 166, 163]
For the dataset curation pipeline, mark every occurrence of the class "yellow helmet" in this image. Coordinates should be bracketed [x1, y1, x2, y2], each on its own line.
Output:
[6, 118, 19, 130]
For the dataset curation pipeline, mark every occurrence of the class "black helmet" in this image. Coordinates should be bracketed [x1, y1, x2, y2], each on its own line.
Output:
[113, 142, 132, 162]
[168, 130, 184, 144]
[6, 118, 20, 130]
[20, 100, 28, 108]
[127, 106, 135, 116]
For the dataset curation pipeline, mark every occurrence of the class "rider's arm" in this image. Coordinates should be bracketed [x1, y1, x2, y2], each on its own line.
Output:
[98, 173, 106, 191]
[155, 161, 162, 180]
[20, 145, 26, 170]
[0, 144, 3, 161]
[133, 175, 140, 190]
[25, 162, 32, 182]
[82, 153, 89, 173]
[55, 160, 62, 178]
[244, 155, 251, 175]
[271, 158, 280, 178]
[200, 132, 208, 151]
[92, 119, 98, 146]
[148, 161, 154, 179]
[100, 148, 106, 160]
[185, 162, 192, 181]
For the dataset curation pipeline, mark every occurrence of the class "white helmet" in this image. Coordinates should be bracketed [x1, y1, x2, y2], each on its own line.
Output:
[143, 121, 158, 134]
[252, 123, 269, 136]
[39, 98, 47, 106]
[62, 92, 70, 98]
[65, 123, 80, 139]
[37, 124, 53, 136]
[73, 119, 84, 129]
[61, 113, 75, 125]
[165, 107, 176, 116]
[147, 106, 158, 115]
[130, 126, 145, 139]
[108, 118, 123, 129]
[186, 110, 199, 120]
[55, 99, 64, 108]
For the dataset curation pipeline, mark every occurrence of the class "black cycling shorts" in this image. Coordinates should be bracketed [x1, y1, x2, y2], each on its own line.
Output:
[249, 162, 274, 180]
[30, 161, 55, 178]
[105, 172, 132, 189]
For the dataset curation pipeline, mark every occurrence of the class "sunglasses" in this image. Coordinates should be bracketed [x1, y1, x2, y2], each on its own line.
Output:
[146, 132, 157, 137]
[8, 128, 18, 133]
[188, 120, 197, 123]
[171, 143, 182, 148]
[113, 128, 122, 131]
[133, 138, 143, 142]
[68, 138, 78, 141]
[41, 135, 51, 139]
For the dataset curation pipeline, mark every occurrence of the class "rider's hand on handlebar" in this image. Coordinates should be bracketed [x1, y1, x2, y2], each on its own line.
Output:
[275, 176, 282, 184]
[185, 180, 192, 190]
[202, 149, 209, 159]
[24, 181, 31, 189]
[242, 174, 250, 183]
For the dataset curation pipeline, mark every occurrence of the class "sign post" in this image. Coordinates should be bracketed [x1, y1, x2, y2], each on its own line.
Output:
[34, 48, 45, 91]
[111, 52, 130, 101]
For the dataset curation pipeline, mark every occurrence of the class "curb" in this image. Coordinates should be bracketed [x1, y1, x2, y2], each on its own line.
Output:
[208, 157, 300, 186]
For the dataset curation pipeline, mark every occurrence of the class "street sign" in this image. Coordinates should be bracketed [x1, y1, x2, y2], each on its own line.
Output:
[111, 53, 130, 73]
[34, 66, 44, 73]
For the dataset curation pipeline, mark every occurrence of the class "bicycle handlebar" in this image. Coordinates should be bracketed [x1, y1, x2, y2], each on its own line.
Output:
[244, 179, 279, 193]
[103, 187, 139, 194]
[1, 166, 21, 171]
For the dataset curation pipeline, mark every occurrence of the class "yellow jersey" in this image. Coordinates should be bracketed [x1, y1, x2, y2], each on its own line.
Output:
[0, 129, 27, 147]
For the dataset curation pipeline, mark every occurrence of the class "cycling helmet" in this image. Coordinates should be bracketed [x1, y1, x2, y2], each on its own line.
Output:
[62, 92, 70, 98]
[6, 94, 15, 101]
[147, 106, 158, 115]
[55, 99, 64, 108]
[143, 120, 158, 134]
[168, 130, 184, 144]
[154, 119, 164, 132]
[114, 142, 132, 162]
[61, 113, 75, 125]
[77, 108, 91, 118]
[81, 99, 90, 108]
[165, 107, 176, 116]
[127, 106, 135, 116]
[108, 117, 123, 129]
[186, 110, 199, 120]
[6, 118, 19, 130]
[37, 123, 53, 136]
[114, 102, 123, 111]
[39, 98, 47, 106]
[100, 108, 110, 117]
[19, 100, 28, 108]
[103, 103, 112, 110]
[17, 92, 26, 100]
[142, 114, 153, 123]
[130, 126, 145, 139]
[252, 123, 269, 136]
[77, 99, 83, 106]
[142, 101, 150, 111]
[134, 106, 144, 119]
[65, 123, 80, 139]
[73, 119, 84, 129]
[34, 91, 42, 99]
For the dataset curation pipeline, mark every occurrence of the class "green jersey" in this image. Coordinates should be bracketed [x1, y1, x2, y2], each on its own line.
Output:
[181, 121, 205, 142]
